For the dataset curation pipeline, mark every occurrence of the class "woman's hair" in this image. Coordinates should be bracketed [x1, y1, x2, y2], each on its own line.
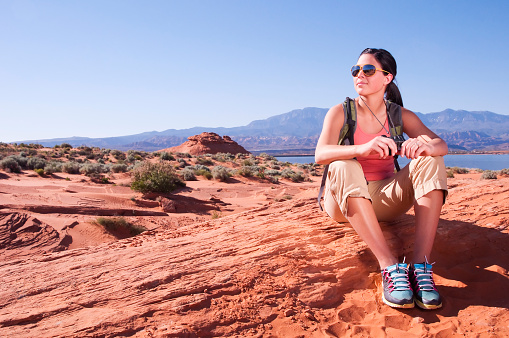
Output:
[360, 48, 403, 107]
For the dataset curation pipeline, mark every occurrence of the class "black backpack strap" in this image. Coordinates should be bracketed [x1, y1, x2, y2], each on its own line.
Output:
[318, 97, 355, 211]
[317, 164, 329, 211]
[385, 100, 404, 172]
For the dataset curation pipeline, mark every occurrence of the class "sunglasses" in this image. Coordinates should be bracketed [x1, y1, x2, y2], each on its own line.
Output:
[351, 64, 390, 77]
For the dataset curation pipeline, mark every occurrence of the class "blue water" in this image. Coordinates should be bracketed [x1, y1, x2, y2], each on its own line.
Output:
[276, 154, 509, 171]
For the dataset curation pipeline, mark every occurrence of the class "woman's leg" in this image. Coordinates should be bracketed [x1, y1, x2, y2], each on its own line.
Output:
[347, 197, 398, 269]
[323, 160, 397, 270]
[412, 189, 444, 263]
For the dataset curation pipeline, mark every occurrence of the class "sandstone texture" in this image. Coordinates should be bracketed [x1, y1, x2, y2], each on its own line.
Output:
[0, 167, 508, 337]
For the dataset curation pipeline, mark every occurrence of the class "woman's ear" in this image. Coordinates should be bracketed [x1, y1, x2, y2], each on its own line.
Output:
[384, 73, 394, 85]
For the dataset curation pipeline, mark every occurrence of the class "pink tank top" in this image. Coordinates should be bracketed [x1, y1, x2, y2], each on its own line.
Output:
[354, 117, 395, 181]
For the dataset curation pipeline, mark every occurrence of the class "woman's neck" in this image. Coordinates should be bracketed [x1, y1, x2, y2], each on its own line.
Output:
[357, 95, 386, 116]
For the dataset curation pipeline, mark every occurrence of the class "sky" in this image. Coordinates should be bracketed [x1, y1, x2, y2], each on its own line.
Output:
[1, 0, 508, 143]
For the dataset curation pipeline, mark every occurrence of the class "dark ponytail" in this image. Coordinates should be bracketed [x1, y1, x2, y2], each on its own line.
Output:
[360, 48, 404, 107]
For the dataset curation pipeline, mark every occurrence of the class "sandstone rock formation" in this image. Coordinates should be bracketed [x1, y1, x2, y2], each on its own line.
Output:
[162, 132, 250, 156]
[0, 175, 508, 337]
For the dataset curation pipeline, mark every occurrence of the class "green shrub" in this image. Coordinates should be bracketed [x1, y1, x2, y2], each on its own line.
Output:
[44, 161, 62, 174]
[212, 153, 234, 162]
[131, 161, 185, 194]
[237, 165, 260, 177]
[447, 170, 454, 178]
[110, 163, 128, 173]
[264, 169, 281, 177]
[9, 155, 28, 169]
[34, 168, 45, 176]
[80, 163, 105, 176]
[200, 171, 212, 180]
[181, 168, 197, 181]
[212, 166, 230, 182]
[280, 168, 305, 182]
[27, 157, 47, 170]
[160, 152, 175, 161]
[96, 217, 147, 236]
[62, 162, 81, 174]
[196, 156, 214, 166]
[450, 166, 470, 174]
[0, 157, 21, 173]
[481, 170, 498, 180]
[275, 194, 292, 202]
[111, 150, 126, 161]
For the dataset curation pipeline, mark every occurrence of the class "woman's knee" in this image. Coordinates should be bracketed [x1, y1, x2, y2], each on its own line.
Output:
[328, 159, 364, 179]
[410, 156, 446, 178]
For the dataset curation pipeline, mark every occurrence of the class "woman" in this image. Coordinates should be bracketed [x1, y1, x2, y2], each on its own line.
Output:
[315, 48, 448, 310]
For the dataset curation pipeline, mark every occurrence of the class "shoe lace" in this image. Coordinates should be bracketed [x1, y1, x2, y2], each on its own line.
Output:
[383, 259, 411, 291]
[413, 256, 437, 291]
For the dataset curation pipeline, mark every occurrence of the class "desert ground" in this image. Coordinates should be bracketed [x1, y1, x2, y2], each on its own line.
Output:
[0, 145, 508, 337]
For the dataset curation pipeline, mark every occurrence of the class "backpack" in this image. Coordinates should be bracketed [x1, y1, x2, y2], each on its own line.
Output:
[317, 97, 404, 211]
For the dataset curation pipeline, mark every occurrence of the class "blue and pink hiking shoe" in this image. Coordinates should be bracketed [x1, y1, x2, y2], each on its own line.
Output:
[410, 259, 442, 310]
[381, 262, 414, 308]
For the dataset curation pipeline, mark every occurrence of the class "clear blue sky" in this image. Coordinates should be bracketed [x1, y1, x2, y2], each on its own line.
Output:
[1, 0, 508, 143]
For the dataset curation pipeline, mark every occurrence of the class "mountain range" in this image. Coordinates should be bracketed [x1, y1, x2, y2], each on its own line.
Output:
[17, 108, 509, 153]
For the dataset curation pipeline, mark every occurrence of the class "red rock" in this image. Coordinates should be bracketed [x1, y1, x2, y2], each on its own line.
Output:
[161, 132, 250, 155]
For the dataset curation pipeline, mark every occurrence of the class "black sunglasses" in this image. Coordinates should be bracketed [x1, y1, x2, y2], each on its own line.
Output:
[351, 64, 390, 77]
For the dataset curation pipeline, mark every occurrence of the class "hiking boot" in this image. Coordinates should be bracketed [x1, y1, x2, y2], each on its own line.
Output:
[410, 259, 442, 310]
[381, 262, 414, 308]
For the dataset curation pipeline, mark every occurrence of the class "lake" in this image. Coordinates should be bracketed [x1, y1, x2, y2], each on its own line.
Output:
[276, 154, 509, 171]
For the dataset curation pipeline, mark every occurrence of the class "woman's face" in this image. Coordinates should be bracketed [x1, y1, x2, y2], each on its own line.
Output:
[353, 53, 392, 97]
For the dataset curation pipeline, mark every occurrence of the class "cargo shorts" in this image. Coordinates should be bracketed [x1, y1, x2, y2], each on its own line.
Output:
[323, 156, 448, 223]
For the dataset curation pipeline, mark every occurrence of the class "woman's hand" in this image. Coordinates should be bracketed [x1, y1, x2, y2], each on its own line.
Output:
[400, 135, 434, 159]
[357, 135, 398, 159]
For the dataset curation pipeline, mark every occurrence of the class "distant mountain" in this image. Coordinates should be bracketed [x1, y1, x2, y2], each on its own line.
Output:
[16, 108, 509, 153]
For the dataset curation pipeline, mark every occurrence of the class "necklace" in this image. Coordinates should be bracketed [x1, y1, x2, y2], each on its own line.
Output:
[359, 97, 390, 135]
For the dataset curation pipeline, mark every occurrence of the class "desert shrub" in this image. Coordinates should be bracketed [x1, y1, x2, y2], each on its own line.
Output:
[160, 152, 175, 161]
[264, 169, 281, 177]
[9, 155, 28, 169]
[96, 217, 147, 236]
[80, 163, 105, 176]
[274, 194, 293, 202]
[62, 162, 81, 174]
[27, 157, 47, 170]
[181, 168, 197, 181]
[280, 168, 305, 182]
[196, 156, 214, 166]
[449, 166, 470, 174]
[44, 161, 63, 174]
[0, 157, 21, 173]
[176, 152, 192, 158]
[212, 153, 235, 162]
[297, 163, 312, 170]
[499, 168, 509, 176]
[212, 166, 230, 182]
[60, 143, 72, 149]
[237, 165, 261, 177]
[34, 168, 45, 176]
[481, 170, 498, 180]
[131, 161, 185, 193]
[111, 150, 126, 161]
[259, 153, 277, 161]
[200, 171, 213, 180]
[110, 163, 128, 173]
[447, 170, 454, 178]
[242, 159, 255, 166]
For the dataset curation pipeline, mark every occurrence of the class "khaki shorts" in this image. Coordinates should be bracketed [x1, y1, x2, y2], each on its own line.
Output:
[323, 156, 448, 223]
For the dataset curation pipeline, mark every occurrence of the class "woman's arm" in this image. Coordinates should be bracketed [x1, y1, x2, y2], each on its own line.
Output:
[400, 108, 448, 159]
